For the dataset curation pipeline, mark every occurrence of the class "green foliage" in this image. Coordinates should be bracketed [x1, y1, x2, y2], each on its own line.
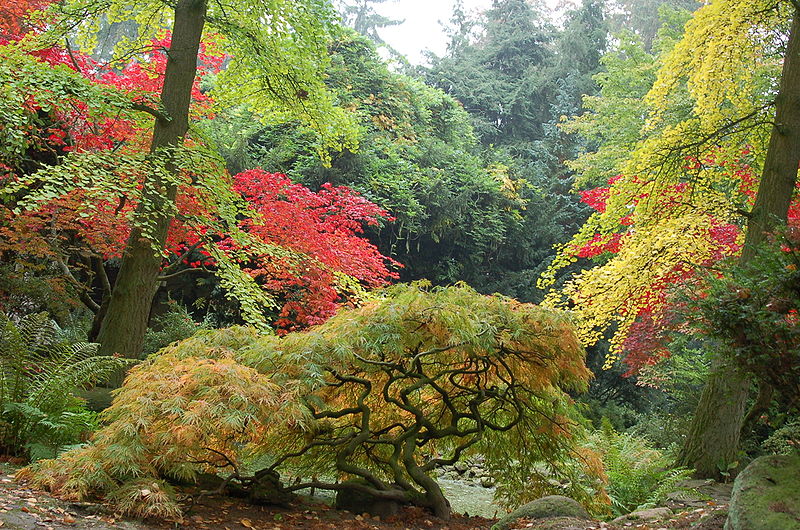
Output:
[142, 302, 207, 358]
[208, 31, 529, 292]
[0, 313, 131, 459]
[589, 420, 693, 516]
[763, 419, 800, 456]
[685, 236, 800, 412]
[22, 283, 607, 518]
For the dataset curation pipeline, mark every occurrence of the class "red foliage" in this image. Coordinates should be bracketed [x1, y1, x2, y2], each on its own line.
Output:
[1, 18, 399, 331]
[0, 0, 50, 40]
[573, 156, 770, 374]
[225, 170, 400, 332]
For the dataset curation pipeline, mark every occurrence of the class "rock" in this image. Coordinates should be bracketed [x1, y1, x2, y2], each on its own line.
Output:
[248, 470, 294, 506]
[725, 454, 800, 530]
[454, 461, 469, 474]
[335, 481, 405, 519]
[517, 516, 598, 530]
[480, 477, 495, 488]
[491, 495, 590, 530]
[612, 507, 673, 524]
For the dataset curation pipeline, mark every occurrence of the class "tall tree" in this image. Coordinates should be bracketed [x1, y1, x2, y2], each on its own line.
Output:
[676, 1, 800, 477]
[335, 0, 403, 49]
[545, 0, 797, 478]
[423, 0, 609, 302]
[23, 0, 359, 360]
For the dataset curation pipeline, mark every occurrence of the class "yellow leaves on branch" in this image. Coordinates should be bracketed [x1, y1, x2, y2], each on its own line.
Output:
[542, 0, 791, 367]
[548, 213, 738, 367]
[647, 0, 785, 135]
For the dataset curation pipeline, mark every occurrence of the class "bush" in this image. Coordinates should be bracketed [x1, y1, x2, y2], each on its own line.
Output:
[141, 302, 206, 358]
[588, 419, 692, 516]
[22, 283, 608, 519]
[763, 419, 800, 456]
[0, 313, 131, 460]
[686, 235, 800, 412]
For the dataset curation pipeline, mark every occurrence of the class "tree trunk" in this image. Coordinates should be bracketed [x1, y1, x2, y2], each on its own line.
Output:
[95, 0, 207, 363]
[678, 9, 800, 479]
[676, 360, 750, 477]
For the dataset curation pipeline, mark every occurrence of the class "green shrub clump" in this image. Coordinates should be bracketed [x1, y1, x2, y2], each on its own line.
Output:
[0, 313, 131, 461]
[22, 283, 607, 520]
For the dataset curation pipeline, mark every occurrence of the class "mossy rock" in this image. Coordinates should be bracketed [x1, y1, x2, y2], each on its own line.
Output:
[334, 479, 406, 518]
[492, 496, 590, 530]
[725, 454, 800, 530]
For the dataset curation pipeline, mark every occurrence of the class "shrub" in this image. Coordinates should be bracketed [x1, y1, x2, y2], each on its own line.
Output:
[141, 302, 206, 358]
[22, 283, 607, 519]
[588, 419, 692, 517]
[686, 235, 800, 412]
[0, 313, 132, 460]
[763, 418, 800, 456]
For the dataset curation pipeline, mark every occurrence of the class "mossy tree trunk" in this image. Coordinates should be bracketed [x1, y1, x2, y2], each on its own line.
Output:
[678, 9, 800, 478]
[95, 0, 207, 364]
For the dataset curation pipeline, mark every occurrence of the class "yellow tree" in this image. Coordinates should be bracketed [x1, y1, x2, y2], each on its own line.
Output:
[543, 0, 800, 477]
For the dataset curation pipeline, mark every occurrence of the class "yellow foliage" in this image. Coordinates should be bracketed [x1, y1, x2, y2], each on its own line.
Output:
[542, 0, 790, 366]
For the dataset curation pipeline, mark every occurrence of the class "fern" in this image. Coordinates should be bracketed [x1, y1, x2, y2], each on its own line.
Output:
[590, 419, 694, 516]
[0, 313, 133, 459]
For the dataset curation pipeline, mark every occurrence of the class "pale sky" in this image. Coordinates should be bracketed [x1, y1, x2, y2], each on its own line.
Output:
[371, 0, 570, 64]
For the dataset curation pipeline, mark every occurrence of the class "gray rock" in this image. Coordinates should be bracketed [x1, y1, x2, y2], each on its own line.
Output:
[454, 461, 469, 474]
[491, 495, 590, 530]
[612, 507, 673, 524]
[334, 480, 405, 519]
[725, 454, 800, 530]
[480, 477, 495, 488]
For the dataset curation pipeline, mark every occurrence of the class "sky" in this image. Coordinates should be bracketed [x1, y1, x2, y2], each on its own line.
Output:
[371, 0, 569, 64]
[376, 0, 492, 64]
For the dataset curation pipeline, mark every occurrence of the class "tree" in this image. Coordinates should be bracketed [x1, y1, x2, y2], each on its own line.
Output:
[544, 0, 799, 477]
[419, 0, 611, 302]
[7, 0, 359, 360]
[607, 0, 698, 51]
[334, 0, 403, 50]
[676, 0, 800, 476]
[210, 31, 530, 292]
[21, 283, 607, 520]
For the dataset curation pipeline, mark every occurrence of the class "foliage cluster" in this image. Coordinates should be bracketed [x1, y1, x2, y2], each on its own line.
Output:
[0, 29, 399, 330]
[0, 313, 130, 460]
[588, 420, 692, 516]
[684, 235, 800, 412]
[542, 0, 790, 370]
[21, 283, 607, 519]
[211, 31, 529, 292]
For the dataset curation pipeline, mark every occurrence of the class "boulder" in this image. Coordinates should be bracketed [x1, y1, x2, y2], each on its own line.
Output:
[492, 495, 590, 530]
[335, 481, 405, 518]
[725, 454, 800, 530]
[612, 507, 673, 524]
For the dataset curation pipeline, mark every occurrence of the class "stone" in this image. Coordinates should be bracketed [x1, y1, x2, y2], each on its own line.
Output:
[491, 495, 590, 530]
[334, 480, 405, 519]
[612, 507, 673, 524]
[725, 454, 800, 530]
[480, 477, 495, 488]
[454, 461, 469, 474]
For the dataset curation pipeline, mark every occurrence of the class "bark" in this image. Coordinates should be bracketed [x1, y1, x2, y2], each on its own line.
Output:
[95, 0, 207, 363]
[740, 382, 774, 439]
[678, 10, 800, 478]
[676, 360, 750, 477]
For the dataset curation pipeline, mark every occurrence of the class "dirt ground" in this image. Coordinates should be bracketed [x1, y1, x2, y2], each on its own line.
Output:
[2, 463, 728, 530]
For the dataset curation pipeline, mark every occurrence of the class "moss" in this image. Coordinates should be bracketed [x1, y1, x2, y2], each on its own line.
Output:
[726, 454, 800, 530]
[492, 496, 590, 530]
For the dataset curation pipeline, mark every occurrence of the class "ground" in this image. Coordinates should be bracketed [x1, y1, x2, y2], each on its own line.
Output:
[1, 463, 729, 530]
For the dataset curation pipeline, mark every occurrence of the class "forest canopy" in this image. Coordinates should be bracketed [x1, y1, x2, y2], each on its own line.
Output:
[1, 0, 799, 526]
